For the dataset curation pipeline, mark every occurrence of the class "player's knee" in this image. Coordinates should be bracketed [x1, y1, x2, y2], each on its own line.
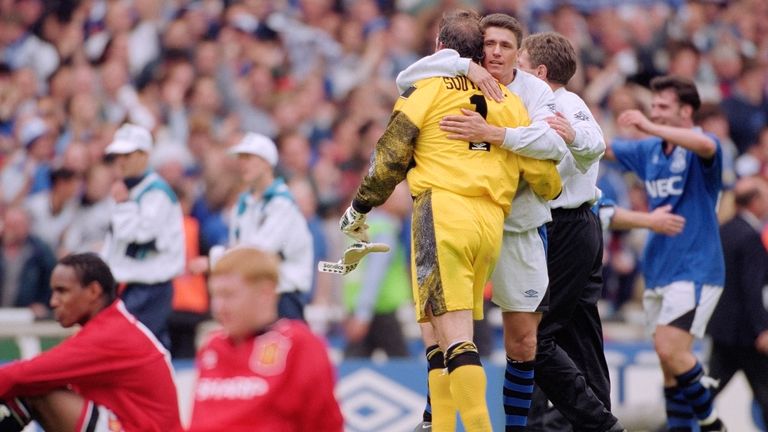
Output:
[655, 342, 683, 367]
[504, 330, 537, 361]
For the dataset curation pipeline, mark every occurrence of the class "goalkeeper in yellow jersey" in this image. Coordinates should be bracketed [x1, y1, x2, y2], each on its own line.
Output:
[338, 9, 561, 432]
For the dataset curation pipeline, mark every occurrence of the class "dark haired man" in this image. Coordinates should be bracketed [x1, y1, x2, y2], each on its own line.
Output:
[0, 253, 182, 432]
[410, 27, 622, 431]
[397, 14, 568, 431]
[611, 75, 726, 431]
[341, 9, 561, 431]
[707, 176, 768, 430]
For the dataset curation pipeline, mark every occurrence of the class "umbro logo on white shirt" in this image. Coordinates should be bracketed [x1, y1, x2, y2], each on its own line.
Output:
[573, 111, 590, 121]
[524, 289, 539, 298]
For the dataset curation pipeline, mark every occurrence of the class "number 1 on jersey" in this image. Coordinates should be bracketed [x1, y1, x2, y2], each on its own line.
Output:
[469, 94, 488, 119]
[468, 94, 490, 151]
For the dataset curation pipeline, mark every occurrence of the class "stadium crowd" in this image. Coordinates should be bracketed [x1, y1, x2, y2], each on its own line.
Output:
[2, 0, 768, 430]
[1, 0, 768, 381]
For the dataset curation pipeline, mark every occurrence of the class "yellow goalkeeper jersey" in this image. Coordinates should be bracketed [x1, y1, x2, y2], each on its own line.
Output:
[354, 75, 561, 214]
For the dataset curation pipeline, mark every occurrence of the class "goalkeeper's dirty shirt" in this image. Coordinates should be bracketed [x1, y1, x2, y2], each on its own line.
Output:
[353, 76, 562, 214]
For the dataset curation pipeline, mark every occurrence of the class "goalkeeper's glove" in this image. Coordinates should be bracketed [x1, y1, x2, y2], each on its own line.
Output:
[318, 241, 390, 275]
[339, 205, 369, 242]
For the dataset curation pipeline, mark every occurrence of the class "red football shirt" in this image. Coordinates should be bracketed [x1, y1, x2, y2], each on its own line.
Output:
[189, 319, 343, 432]
[0, 300, 182, 432]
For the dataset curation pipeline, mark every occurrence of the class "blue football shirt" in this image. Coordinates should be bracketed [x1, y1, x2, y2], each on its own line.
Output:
[611, 132, 725, 289]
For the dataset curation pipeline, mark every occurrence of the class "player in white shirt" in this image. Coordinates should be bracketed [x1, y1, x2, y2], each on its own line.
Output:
[436, 30, 624, 431]
[398, 15, 623, 432]
[515, 31, 616, 432]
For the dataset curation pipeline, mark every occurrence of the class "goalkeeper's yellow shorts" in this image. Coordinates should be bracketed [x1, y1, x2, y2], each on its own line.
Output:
[410, 188, 504, 323]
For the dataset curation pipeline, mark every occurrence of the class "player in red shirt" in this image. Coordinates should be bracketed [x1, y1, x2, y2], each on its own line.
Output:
[188, 247, 343, 432]
[0, 253, 182, 432]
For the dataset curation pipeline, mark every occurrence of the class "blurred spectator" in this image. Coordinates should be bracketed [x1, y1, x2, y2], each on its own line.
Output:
[696, 103, 738, 221]
[100, 60, 155, 130]
[721, 60, 768, 154]
[1, 117, 55, 205]
[0, 12, 59, 85]
[61, 163, 114, 255]
[0, 206, 55, 319]
[381, 13, 422, 80]
[708, 176, 768, 429]
[277, 131, 313, 181]
[214, 133, 314, 320]
[342, 182, 410, 358]
[227, 62, 279, 137]
[168, 185, 209, 360]
[288, 176, 329, 299]
[696, 103, 738, 178]
[24, 166, 81, 254]
[60, 91, 104, 151]
[665, 41, 721, 103]
[101, 124, 185, 348]
[191, 146, 241, 252]
[736, 126, 768, 179]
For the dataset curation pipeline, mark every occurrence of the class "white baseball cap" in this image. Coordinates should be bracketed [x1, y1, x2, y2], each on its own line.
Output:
[105, 124, 153, 155]
[19, 117, 49, 148]
[228, 132, 278, 167]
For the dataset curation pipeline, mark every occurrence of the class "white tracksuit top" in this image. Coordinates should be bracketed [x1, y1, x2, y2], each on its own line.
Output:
[101, 171, 185, 284]
[229, 178, 313, 294]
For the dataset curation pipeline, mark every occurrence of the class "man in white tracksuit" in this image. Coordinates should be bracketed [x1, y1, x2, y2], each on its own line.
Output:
[224, 132, 314, 319]
[101, 124, 185, 348]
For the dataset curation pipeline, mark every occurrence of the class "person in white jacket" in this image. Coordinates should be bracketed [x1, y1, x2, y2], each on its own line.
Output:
[101, 124, 185, 348]
[222, 133, 314, 320]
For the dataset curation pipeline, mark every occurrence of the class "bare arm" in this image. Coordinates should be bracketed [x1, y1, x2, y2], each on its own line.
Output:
[618, 110, 716, 158]
[439, 108, 506, 145]
[610, 205, 686, 235]
[395, 49, 503, 102]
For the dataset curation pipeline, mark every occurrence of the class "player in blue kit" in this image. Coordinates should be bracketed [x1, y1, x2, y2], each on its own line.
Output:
[610, 75, 727, 432]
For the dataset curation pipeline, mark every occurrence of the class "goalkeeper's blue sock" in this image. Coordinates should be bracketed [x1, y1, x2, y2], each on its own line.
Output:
[0, 398, 32, 432]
